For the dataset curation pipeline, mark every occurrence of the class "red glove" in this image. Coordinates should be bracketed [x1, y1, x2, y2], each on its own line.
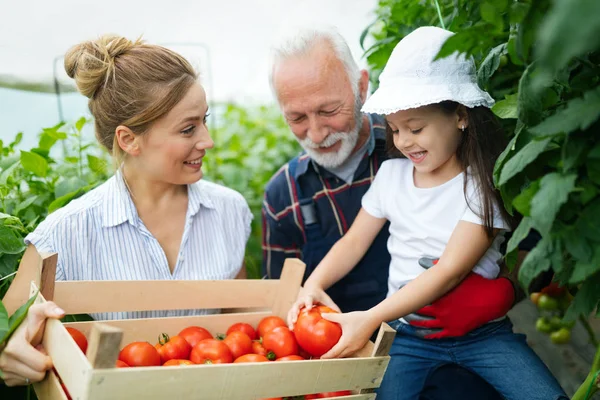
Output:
[408, 272, 515, 339]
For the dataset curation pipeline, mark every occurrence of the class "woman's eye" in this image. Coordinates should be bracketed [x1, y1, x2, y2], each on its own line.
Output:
[181, 125, 196, 135]
[411, 128, 423, 134]
[203, 113, 210, 125]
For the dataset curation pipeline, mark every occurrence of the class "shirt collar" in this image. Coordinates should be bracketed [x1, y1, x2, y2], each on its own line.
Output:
[292, 113, 386, 180]
[187, 180, 216, 216]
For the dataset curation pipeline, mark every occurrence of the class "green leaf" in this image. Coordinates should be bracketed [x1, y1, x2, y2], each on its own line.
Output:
[491, 93, 518, 119]
[478, 43, 506, 88]
[530, 86, 600, 138]
[0, 290, 38, 345]
[505, 217, 533, 260]
[87, 154, 108, 176]
[75, 117, 87, 132]
[55, 177, 88, 198]
[48, 185, 94, 213]
[570, 250, 600, 284]
[518, 236, 553, 291]
[20, 150, 48, 177]
[493, 130, 520, 186]
[517, 63, 543, 126]
[530, 173, 577, 236]
[15, 196, 38, 215]
[0, 225, 26, 255]
[480, 2, 501, 26]
[512, 180, 540, 216]
[564, 272, 600, 320]
[509, 2, 530, 24]
[534, 0, 600, 87]
[575, 198, 600, 240]
[0, 301, 8, 344]
[563, 226, 593, 262]
[498, 137, 551, 186]
[0, 254, 19, 276]
[0, 161, 19, 186]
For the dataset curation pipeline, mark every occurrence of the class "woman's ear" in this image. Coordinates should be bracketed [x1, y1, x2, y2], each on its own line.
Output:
[115, 125, 140, 156]
[456, 105, 469, 130]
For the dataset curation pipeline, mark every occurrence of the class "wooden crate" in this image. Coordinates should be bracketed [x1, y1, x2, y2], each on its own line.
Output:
[26, 250, 394, 400]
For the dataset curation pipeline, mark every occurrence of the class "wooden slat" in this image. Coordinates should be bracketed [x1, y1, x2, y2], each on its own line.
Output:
[39, 252, 58, 301]
[271, 258, 305, 320]
[360, 322, 396, 395]
[65, 312, 273, 344]
[32, 368, 69, 400]
[86, 324, 123, 369]
[86, 357, 389, 400]
[53, 279, 280, 314]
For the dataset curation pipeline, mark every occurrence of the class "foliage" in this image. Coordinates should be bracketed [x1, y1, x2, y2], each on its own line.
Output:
[361, 0, 600, 397]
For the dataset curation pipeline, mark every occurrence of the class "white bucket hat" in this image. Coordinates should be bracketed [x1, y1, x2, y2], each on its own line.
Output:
[361, 26, 495, 115]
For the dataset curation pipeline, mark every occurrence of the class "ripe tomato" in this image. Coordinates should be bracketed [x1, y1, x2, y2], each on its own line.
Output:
[252, 340, 276, 360]
[190, 339, 233, 364]
[257, 316, 287, 338]
[119, 342, 161, 367]
[115, 360, 129, 368]
[233, 353, 270, 363]
[163, 359, 194, 366]
[178, 326, 213, 348]
[227, 322, 258, 340]
[317, 390, 353, 397]
[262, 326, 299, 359]
[222, 331, 253, 359]
[541, 282, 565, 298]
[275, 355, 304, 361]
[66, 327, 88, 354]
[293, 306, 342, 357]
[155, 333, 192, 364]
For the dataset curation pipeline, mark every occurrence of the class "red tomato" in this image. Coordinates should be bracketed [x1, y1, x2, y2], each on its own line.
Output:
[304, 396, 319, 399]
[275, 355, 305, 361]
[155, 333, 192, 364]
[119, 342, 161, 367]
[222, 331, 253, 359]
[163, 359, 194, 366]
[66, 327, 88, 354]
[178, 326, 213, 348]
[190, 339, 233, 364]
[233, 353, 270, 363]
[227, 322, 258, 340]
[262, 326, 299, 359]
[252, 340, 276, 360]
[317, 391, 353, 397]
[257, 316, 287, 338]
[294, 306, 342, 357]
[115, 360, 129, 368]
[541, 282, 566, 297]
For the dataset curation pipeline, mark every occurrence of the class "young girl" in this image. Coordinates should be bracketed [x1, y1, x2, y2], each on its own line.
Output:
[287, 26, 567, 400]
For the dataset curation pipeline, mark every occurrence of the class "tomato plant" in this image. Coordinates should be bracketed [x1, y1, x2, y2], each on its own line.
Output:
[178, 326, 213, 348]
[190, 338, 233, 364]
[227, 322, 258, 340]
[262, 326, 299, 359]
[66, 327, 88, 354]
[155, 333, 192, 364]
[119, 342, 161, 367]
[293, 306, 342, 357]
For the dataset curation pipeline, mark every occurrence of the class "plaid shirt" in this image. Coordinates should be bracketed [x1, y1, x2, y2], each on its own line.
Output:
[262, 114, 391, 312]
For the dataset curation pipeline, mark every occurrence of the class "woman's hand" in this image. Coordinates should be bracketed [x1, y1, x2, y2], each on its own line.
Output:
[0, 301, 65, 386]
[319, 310, 380, 359]
[287, 286, 340, 329]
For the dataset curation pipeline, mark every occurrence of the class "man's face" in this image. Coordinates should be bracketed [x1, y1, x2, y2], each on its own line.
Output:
[273, 45, 362, 168]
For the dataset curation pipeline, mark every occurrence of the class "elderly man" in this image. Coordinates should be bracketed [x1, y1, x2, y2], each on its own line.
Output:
[262, 26, 526, 399]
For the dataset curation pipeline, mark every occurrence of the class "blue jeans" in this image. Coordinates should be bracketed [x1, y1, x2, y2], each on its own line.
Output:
[376, 319, 568, 400]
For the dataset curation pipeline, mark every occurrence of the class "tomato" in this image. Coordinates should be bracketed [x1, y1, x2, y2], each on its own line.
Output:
[233, 353, 270, 363]
[119, 342, 161, 367]
[535, 317, 554, 334]
[66, 327, 88, 354]
[529, 292, 542, 306]
[317, 390, 353, 397]
[190, 339, 233, 364]
[550, 327, 571, 344]
[222, 331, 253, 359]
[178, 326, 213, 348]
[227, 322, 258, 340]
[541, 282, 565, 298]
[163, 359, 194, 366]
[275, 355, 305, 361]
[549, 316, 563, 331]
[115, 360, 130, 368]
[252, 340, 276, 360]
[257, 316, 287, 338]
[155, 333, 192, 364]
[293, 306, 342, 357]
[263, 326, 299, 359]
[537, 294, 559, 311]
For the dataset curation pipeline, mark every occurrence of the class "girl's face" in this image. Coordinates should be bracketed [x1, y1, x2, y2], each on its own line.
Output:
[386, 105, 467, 183]
[131, 83, 214, 185]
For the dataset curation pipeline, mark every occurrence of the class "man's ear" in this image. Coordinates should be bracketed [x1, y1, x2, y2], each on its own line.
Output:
[115, 125, 141, 156]
[358, 69, 370, 104]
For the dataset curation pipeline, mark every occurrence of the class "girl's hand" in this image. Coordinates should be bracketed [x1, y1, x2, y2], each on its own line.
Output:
[0, 301, 65, 386]
[287, 286, 340, 329]
[319, 311, 380, 359]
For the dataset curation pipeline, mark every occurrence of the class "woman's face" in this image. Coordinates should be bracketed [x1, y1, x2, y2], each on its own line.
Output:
[132, 83, 214, 185]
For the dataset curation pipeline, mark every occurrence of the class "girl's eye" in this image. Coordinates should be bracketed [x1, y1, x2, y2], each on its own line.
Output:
[181, 125, 196, 135]
[410, 128, 423, 134]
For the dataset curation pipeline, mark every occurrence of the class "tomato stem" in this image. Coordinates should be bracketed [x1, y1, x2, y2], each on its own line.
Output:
[572, 344, 600, 400]
[158, 333, 170, 346]
[579, 316, 599, 348]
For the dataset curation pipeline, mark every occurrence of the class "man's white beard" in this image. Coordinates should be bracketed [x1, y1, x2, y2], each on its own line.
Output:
[296, 110, 363, 169]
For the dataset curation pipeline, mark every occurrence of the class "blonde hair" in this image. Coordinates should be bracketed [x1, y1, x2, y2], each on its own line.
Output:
[64, 34, 197, 165]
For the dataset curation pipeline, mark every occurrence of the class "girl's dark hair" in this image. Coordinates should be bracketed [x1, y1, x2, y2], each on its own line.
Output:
[385, 101, 517, 237]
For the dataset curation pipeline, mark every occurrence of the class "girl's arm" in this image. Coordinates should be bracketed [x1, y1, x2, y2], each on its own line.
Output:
[369, 220, 498, 323]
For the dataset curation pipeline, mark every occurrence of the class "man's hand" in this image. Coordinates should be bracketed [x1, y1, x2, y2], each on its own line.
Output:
[406, 272, 514, 339]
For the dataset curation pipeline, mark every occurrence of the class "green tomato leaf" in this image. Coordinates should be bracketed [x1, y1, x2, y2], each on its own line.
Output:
[20, 150, 48, 177]
[0, 290, 38, 345]
[505, 217, 533, 269]
[518, 236, 553, 291]
[530, 173, 577, 236]
[498, 137, 551, 186]
[564, 272, 600, 320]
[491, 94, 518, 119]
[0, 225, 26, 255]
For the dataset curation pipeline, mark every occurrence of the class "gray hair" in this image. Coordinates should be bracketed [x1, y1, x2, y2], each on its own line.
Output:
[269, 26, 361, 100]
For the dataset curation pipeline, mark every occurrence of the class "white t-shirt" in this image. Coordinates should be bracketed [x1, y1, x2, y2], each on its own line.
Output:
[361, 158, 510, 298]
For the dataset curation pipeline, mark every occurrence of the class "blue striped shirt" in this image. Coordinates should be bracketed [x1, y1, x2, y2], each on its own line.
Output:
[25, 172, 252, 320]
